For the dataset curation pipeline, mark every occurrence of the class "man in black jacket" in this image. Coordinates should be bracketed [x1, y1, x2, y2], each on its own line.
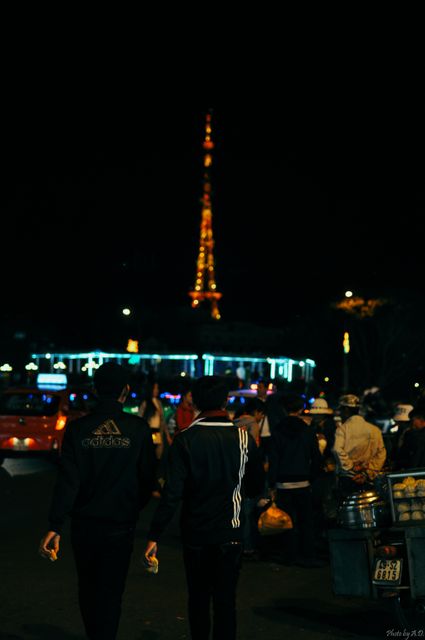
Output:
[268, 393, 324, 567]
[144, 375, 265, 640]
[394, 404, 425, 470]
[39, 362, 157, 640]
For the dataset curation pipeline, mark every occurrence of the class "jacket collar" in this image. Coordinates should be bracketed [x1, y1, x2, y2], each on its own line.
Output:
[197, 409, 230, 419]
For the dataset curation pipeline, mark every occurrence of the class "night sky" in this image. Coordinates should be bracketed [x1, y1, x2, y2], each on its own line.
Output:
[2, 97, 425, 386]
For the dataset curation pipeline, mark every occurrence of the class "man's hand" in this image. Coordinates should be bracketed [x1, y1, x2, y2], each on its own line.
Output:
[39, 531, 60, 561]
[144, 540, 159, 573]
[353, 462, 366, 472]
[268, 488, 276, 503]
[352, 473, 367, 484]
[145, 540, 158, 562]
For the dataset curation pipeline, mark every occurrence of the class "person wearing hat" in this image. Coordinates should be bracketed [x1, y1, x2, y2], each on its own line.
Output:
[393, 405, 425, 470]
[39, 362, 157, 640]
[333, 393, 386, 499]
[308, 398, 338, 534]
[308, 398, 336, 458]
[388, 403, 414, 468]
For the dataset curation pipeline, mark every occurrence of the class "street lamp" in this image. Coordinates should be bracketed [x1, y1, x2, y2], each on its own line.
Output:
[340, 291, 353, 393]
[121, 307, 143, 353]
[333, 291, 387, 393]
[342, 331, 350, 393]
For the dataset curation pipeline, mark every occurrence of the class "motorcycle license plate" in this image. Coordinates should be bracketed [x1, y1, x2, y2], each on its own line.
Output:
[372, 558, 403, 585]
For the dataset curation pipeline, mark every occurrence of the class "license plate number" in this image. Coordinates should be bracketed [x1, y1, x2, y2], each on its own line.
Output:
[372, 558, 402, 584]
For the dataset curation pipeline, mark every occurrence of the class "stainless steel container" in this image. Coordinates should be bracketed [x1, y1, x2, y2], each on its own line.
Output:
[338, 490, 391, 529]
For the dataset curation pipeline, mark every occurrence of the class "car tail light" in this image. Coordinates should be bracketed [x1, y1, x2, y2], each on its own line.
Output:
[55, 416, 67, 431]
[5, 437, 35, 448]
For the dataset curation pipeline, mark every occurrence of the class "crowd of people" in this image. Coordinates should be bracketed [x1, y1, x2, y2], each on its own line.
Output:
[38, 365, 425, 640]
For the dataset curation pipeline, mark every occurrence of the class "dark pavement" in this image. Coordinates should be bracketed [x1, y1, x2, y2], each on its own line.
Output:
[0, 459, 393, 640]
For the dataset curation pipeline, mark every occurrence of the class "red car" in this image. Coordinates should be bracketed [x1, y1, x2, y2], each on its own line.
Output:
[0, 385, 98, 464]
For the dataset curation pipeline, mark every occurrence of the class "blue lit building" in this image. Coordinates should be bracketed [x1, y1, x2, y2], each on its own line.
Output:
[29, 350, 316, 384]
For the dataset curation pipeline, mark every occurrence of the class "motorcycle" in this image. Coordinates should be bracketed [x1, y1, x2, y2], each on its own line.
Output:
[328, 471, 425, 631]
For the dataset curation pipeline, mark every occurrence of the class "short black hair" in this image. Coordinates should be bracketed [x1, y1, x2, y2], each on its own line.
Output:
[233, 398, 266, 419]
[94, 362, 130, 398]
[191, 375, 230, 411]
[282, 393, 305, 413]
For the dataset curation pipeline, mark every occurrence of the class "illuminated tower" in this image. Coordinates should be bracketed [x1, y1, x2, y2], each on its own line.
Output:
[188, 109, 222, 320]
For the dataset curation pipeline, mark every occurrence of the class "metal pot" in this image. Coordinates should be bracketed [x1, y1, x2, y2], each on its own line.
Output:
[338, 490, 391, 529]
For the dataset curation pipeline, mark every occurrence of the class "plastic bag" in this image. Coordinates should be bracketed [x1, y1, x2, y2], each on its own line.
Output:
[257, 501, 293, 535]
[143, 555, 159, 574]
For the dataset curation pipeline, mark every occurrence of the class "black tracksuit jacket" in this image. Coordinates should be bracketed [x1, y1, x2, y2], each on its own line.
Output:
[48, 399, 157, 534]
[148, 412, 265, 546]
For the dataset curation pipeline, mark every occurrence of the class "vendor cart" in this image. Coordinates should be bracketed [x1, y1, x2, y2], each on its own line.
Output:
[328, 469, 425, 630]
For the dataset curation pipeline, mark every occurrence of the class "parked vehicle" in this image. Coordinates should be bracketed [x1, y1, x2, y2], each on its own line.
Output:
[0, 376, 98, 464]
[328, 470, 425, 630]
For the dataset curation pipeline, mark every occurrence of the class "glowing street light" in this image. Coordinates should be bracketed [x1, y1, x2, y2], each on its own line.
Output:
[343, 332, 350, 354]
[122, 308, 131, 316]
[126, 339, 139, 353]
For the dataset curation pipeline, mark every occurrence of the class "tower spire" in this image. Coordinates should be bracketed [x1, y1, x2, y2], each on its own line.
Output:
[188, 109, 222, 320]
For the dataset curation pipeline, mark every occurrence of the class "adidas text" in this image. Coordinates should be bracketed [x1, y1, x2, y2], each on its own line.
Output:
[82, 436, 131, 448]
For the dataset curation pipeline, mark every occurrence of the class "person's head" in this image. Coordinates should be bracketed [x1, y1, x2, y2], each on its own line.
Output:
[282, 392, 305, 415]
[409, 406, 425, 429]
[251, 398, 266, 423]
[338, 393, 360, 420]
[94, 362, 130, 402]
[256, 379, 269, 400]
[234, 398, 266, 422]
[191, 375, 230, 412]
[180, 389, 193, 406]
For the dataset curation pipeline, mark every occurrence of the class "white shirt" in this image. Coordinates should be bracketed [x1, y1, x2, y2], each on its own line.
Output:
[259, 411, 271, 438]
[333, 414, 386, 478]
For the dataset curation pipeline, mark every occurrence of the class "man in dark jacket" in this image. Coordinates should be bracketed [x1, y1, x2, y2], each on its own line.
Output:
[39, 362, 157, 640]
[394, 405, 425, 470]
[268, 393, 324, 567]
[144, 375, 265, 640]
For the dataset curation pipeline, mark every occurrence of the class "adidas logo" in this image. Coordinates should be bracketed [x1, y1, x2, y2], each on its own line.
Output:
[82, 419, 131, 449]
[92, 419, 122, 436]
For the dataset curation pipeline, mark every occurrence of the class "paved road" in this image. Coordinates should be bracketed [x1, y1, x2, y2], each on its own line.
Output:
[0, 459, 394, 639]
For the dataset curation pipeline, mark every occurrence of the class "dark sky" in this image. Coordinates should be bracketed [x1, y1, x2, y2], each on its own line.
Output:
[2, 97, 425, 352]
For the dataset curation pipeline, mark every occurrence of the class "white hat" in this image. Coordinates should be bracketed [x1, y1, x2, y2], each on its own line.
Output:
[393, 404, 414, 422]
[309, 398, 333, 415]
[338, 394, 360, 408]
